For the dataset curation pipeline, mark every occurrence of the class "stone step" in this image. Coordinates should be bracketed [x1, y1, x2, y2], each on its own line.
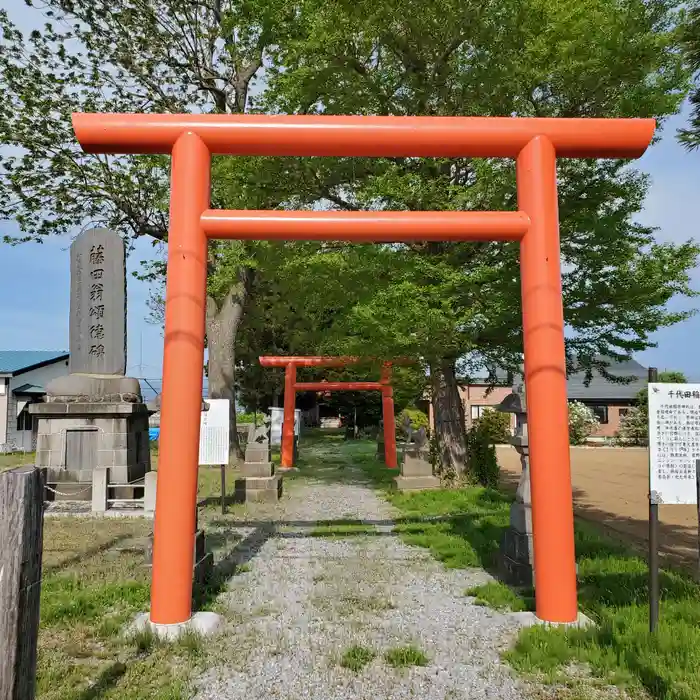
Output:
[241, 462, 275, 478]
[393, 475, 441, 491]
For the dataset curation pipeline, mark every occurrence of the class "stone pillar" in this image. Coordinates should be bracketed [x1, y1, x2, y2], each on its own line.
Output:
[29, 229, 151, 505]
[496, 385, 534, 586]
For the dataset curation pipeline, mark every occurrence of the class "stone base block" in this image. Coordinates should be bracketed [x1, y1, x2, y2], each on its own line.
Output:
[509, 611, 595, 629]
[393, 475, 441, 491]
[401, 451, 433, 477]
[377, 440, 385, 463]
[510, 502, 532, 533]
[45, 374, 142, 403]
[234, 474, 283, 503]
[129, 611, 223, 641]
[499, 553, 534, 587]
[502, 528, 534, 566]
[241, 462, 274, 478]
[244, 446, 271, 463]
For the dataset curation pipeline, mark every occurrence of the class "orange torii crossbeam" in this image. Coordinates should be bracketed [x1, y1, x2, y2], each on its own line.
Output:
[71, 111, 655, 628]
[259, 356, 401, 469]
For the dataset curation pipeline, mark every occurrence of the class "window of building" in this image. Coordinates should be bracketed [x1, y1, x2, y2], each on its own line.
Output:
[589, 405, 609, 424]
[618, 408, 629, 418]
[471, 405, 493, 420]
[16, 408, 34, 432]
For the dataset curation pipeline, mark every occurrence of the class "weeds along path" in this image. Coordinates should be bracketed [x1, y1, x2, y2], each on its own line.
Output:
[196, 437, 527, 700]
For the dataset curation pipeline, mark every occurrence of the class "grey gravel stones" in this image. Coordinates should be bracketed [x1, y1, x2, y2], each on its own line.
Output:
[195, 461, 527, 700]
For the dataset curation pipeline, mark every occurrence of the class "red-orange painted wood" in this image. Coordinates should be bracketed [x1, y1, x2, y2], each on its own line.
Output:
[517, 136, 577, 623]
[149, 133, 209, 625]
[380, 363, 398, 469]
[71, 110, 656, 627]
[294, 381, 384, 391]
[201, 210, 529, 242]
[281, 364, 297, 469]
[72, 113, 654, 159]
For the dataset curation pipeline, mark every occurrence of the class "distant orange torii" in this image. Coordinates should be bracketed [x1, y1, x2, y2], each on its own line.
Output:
[259, 355, 411, 469]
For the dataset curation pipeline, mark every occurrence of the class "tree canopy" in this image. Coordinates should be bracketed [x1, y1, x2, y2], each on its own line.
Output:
[1, 0, 698, 470]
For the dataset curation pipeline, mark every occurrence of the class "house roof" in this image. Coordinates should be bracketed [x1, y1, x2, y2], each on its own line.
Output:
[566, 358, 647, 401]
[12, 383, 47, 395]
[0, 351, 69, 376]
[464, 357, 648, 402]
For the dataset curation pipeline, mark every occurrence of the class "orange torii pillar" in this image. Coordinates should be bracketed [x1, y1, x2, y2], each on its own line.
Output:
[72, 111, 655, 627]
[259, 356, 398, 469]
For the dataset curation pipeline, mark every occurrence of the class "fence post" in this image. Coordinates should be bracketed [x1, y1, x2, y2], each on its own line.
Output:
[0, 466, 44, 700]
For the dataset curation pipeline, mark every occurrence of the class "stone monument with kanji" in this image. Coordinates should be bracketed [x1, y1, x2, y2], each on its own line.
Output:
[30, 228, 151, 501]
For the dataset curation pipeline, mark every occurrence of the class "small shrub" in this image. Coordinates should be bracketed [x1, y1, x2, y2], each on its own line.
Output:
[465, 424, 499, 488]
[472, 408, 511, 444]
[568, 401, 600, 445]
[340, 645, 376, 672]
[236, 412, 260, 425]
[615, 405, 648, 446]
[397, 407, 430, 436]
[384, 645, 429, 668]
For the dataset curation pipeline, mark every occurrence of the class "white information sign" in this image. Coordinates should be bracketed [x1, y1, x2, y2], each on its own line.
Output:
[198, 399, 230, 465]
[648, 383, 700, 505]
[269, 407, 300, 445]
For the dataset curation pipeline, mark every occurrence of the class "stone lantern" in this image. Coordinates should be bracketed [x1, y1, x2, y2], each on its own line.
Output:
[495, 382, 534, 586]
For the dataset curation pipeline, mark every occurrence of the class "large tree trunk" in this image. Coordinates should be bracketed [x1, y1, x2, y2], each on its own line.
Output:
[430, 359, 467, 476]
[206, 267, 253, 462]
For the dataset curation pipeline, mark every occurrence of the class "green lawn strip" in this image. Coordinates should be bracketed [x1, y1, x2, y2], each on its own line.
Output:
[36, 517, 225, 700]
[0, 450, 36, 471]
[310, 520, 377, 538]
[347, 439, 700, 700]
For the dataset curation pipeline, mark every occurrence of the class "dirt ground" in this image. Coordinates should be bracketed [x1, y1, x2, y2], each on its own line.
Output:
[497, 446, 699, 570]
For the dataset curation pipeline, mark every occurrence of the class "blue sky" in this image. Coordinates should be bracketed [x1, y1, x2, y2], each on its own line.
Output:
[0, 1, 699, 382]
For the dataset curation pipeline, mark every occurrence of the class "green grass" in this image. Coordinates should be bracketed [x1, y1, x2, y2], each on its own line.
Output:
[310, 520, 377, 538]
[349, 439, 700, 700]
[466, 582, 532, 612]
[384, 644, 429, 668]
[0, 450, 35, 471]
[339, 645, 377, 672]
[34, 514, 222, 699]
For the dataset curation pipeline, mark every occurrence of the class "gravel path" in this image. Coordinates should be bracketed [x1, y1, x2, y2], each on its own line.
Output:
[195, 446, 529, 700]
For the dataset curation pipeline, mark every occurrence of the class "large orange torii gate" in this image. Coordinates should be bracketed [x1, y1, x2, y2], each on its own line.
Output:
[259, 356, 402, 469]
[72, 111, 655, 629]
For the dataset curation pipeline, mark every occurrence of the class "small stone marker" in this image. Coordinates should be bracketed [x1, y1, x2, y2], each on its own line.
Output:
[238, 415, 282, 502]
[395, 419, 439, 492]
[69, 228, 126, 375]
[496, 382, 534, 587]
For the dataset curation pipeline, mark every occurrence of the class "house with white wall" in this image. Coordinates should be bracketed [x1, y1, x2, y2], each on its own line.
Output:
[0, 351, 70, 452]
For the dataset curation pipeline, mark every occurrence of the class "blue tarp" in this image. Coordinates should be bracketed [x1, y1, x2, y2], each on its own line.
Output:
[149, 427, 160, 442]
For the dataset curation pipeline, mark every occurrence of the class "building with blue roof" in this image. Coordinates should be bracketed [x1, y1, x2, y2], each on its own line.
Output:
[0, 350, 70, 452]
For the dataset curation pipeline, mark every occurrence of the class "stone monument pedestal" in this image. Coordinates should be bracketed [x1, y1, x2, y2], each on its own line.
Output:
[234, 420, 283, 503]
[31, 396, 150, 502]
[394, 446, 440, 491]
[29, 228, 152, 505]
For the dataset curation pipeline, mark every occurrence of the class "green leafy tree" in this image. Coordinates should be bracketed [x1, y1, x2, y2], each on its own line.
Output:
[680, 1, 700, 149]
[617, 369, 688, 444]
[0, 0, 318, 457]
[568, 401, 601, 445]
[262, 0, 699, 474]
[472, 409, 512, 445]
